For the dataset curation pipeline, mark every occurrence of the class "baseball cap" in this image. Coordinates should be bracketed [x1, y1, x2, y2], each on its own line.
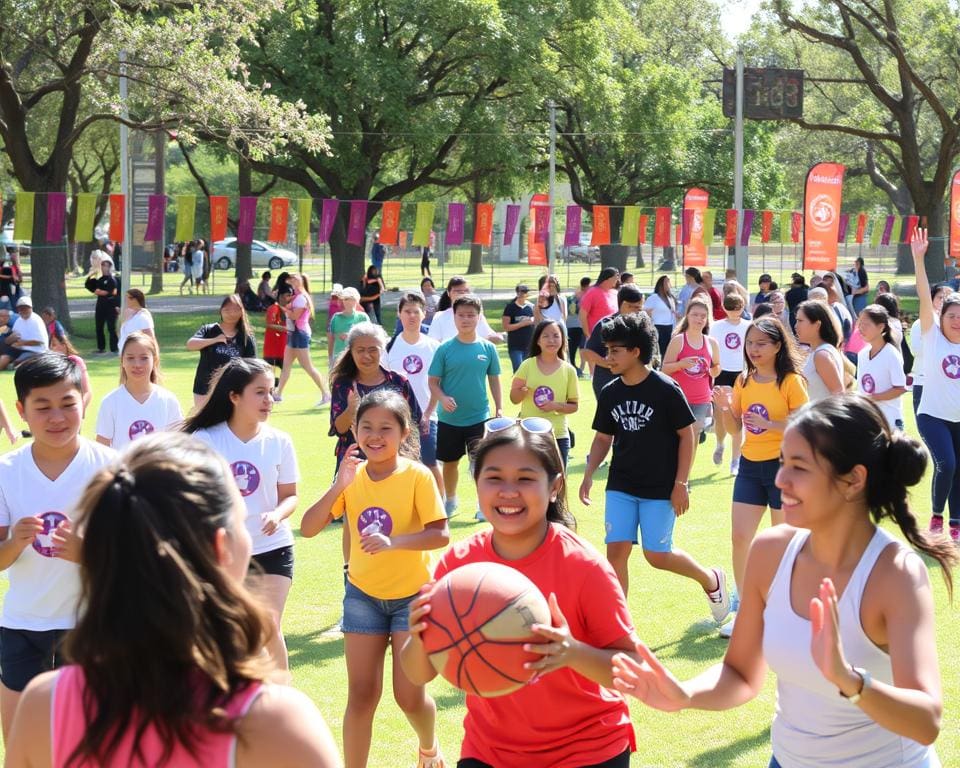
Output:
[759, 273, 772, 284]
[331, 283, 344, 297]
[516, 283, 530, 294]
[16, 296, 32, 308]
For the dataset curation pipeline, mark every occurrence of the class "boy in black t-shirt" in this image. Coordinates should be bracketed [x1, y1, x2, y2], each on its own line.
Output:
[579, 312, 731, 625]
[501, 283, 535, 372]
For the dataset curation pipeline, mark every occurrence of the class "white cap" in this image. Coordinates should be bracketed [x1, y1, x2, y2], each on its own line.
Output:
[16, 296, 32, 308]
[341, 287, 361, 301]
[331, 283, 344, 296]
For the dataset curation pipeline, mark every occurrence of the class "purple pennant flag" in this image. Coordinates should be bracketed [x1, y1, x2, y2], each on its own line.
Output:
[564, 205, 582, 246]
[503, 204, 521, 245]
[45, 193, 67, 242]
[739, 209, 755, 247]
[880, 215, 895, 246]
[144, 195, 167, 242]
[237, 197, 258, 244]
[446, 202, 465, 245]
[319, 199, 339, 243]
[837, 213, 850, 243]
[681, 208, 693, 246]
[533, 203, 551, 243]
[347, 200, 367, 246]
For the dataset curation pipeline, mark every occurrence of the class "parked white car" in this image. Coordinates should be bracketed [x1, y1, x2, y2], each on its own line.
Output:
[212, 238, 298, 270]
[556, 231, 600, 263]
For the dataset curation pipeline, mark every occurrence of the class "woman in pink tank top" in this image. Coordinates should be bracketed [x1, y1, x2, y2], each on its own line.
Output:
[5, 433, 340, 768]
[611, 395, 956, 768]
[662, 297, 721, 459]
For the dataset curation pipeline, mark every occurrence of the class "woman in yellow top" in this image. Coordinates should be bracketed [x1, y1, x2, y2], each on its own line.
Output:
[713, 316, 808, 637]
[510, 319, 580, 467]
[301, 389, 450, 768]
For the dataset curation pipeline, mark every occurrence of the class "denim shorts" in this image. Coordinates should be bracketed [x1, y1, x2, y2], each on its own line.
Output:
[341, 580, 417, 635]
[420, 419, 438, 467]
[604, 491, 674, 552]
[287, 329, 311, 349]
[689, 402, 713, 431]
[733, 457, 782, 508]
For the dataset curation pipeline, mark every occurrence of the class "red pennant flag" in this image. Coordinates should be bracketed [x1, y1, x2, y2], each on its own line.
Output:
[761, 210, 773, 243]
[855, 213, 867, 244]
[379, 201, 401, 245]
[653, 207, 671, 248]
[905, 214, 920, 244]
[268, 198, 289, 242]
[791, 211, 803, 244]
[210, 196, 229, 242]
[724, 209, 738, 246]
[590, 206, 611, 245]
[473, 203, 494, 246]
[109, 194, 125, 242]
[638, 215, 649, 244]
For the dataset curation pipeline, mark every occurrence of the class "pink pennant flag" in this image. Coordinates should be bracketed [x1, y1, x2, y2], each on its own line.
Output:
[503, 204, 521, 245]
[347, 200, 367, 246]
[144, 195, 167, 242]
[880, 215, 895, 246]
[739, 209, 755, 247]
[45, 192, 67, 242]
[564, 205, 582, 246]
[446, 203, 465, 246]
[319, 199, 339, 243]
[237, 197, 258, 245]
[837, 213, 850, 243]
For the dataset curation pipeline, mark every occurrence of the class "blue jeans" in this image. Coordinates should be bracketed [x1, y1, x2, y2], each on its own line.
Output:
[769, 757, 782, 768]
[916, 414, 960, 523]
[852, 293, 867, 316]
[913, 384, 923, 417]
[556, 436, 570, 468]
[508, 348, 526, 372]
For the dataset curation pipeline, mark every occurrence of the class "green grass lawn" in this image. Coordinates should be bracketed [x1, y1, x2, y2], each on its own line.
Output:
[0, 305, 954, 767]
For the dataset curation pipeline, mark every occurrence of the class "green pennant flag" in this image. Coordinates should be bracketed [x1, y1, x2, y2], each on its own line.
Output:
[701, 208, 717, 245]
[296, 198, 312, 245]
[889, 216, 902, 244]
[13, 192, 35, 241]
[870, 216, 884, 248]
[412, 202, 435, 247]
[73, 193, 97, 242]
[779, 211, 792, 244]
[175, 195, 196, 242]
[620, 206, 640, 245]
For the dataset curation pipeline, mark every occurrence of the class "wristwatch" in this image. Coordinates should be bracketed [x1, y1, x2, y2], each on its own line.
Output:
[839, 666, 871, 705]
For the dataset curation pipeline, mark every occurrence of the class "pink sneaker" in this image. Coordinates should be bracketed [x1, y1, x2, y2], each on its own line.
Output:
[930, 516, 944, 535]
[950, 524, 959, 544]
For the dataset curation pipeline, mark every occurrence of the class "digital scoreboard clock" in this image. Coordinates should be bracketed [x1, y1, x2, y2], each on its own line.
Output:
[722, 68, 804, 120]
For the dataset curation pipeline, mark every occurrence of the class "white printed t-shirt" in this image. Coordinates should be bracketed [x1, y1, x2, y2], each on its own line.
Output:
[193, 422, 299, 555]
[857, 343, 906, 429]
[387, 334, 440, 421]
[0, 439, 116, 630]
[710, 319, 749, 373]
[95, 385, 184, 450]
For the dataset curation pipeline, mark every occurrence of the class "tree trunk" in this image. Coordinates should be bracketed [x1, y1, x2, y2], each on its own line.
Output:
[916, 197, 946, 281]
[633, 246, 644, 269]
[328, 206, 365, 288]
[29, 194, 72, 330]
[467, 243, 484, 274]
[235, 159, 253, 281]
[599, 244, 628, 272]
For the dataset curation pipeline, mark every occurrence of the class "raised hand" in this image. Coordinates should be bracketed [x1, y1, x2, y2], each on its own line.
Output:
[611, 641, 691, 712]
[336, 444, 364, 488]
[810, 578, 852, 690]
[910, 227, 929, 261]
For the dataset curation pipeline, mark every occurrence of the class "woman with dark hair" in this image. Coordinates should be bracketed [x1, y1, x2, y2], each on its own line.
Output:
[186, 295, 257, 408]
[644, 275, 678, 359]
[614, 394, 954, 768]
[565, 276, 591, 376]
[117, 288, 154, 352]
[849, 256, 870, 314]
[359, 264, 386, 325]
[856, 305, 907, 431]
[178, 242, 194, 295]
[535, 274, 566, 325]
[420, 277, 439, 324]
[4, 433, 340, 767]
[795, 300, 845, 402]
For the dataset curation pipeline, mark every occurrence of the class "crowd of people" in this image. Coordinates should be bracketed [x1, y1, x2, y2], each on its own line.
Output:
[0, 232, 955, 768]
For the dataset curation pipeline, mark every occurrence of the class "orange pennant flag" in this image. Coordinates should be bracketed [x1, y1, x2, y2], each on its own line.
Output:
[210, 196, 229, 242]
[590, 206, 611, 245]
[638, 215, 649, 244]
[473, 203, 494, 246]
[724, 209, 738, 247]
[109, 195, 125, 242]
[379, 201, 401, 245]
[268, 198, 289, 242]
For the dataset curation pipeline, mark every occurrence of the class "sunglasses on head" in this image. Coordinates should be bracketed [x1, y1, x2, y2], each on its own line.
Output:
[484, 416, 553, 436]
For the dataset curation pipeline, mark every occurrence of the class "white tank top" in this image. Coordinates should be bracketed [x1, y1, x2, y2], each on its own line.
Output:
[762, 527, 939, 768]
[801, 343, 843, 402]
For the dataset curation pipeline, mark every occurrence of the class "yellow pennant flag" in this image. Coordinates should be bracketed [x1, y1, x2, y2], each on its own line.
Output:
[620, 206, 640, 246]
[175, 195, 197, 242]
[701, 208, 717, 245]
[412, 202, 435, 247]
[780, 211, 792, 245]
[296, 199, 312, 245]
[74, 193, 97, 242]
[13, 192, 35, 241]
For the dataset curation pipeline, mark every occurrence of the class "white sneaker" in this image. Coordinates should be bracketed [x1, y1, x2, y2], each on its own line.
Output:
[718, 614, 736, 638]
[712, 445, 724, 465]
[706, 568, 731, 624]
[730, 457, 740, 476]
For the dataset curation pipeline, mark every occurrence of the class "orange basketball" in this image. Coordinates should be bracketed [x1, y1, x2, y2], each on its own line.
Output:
[422, 562, 551, 697]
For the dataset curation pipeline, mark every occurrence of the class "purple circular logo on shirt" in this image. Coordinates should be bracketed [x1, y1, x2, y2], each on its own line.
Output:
[725, 333, 741, 350]
[745, 403, 769, 435]
[358, 506, 394, 537]
[942, 355, 960, 380]
[402, 354, 423, 374]
[230, 461, 261, 497]
[533, 386, 555, 407]
[685, 356, 708, 378]
[861, 373, 876, 394]
[33, 511, 68, 558]
[128, 419, 155, 440]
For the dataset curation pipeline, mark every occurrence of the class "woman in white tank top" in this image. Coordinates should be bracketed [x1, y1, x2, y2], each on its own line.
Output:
[795, 300, 845, 402]
[611, 394, 956, 768]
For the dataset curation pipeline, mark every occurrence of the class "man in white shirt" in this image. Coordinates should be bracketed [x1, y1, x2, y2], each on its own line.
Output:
[427, 278, 503, 344]
[0, 297, 48, 371]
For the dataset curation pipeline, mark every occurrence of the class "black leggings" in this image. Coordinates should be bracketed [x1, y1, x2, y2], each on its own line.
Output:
[655, 324, 673, 360]
[458, 750, 631, 768]
[568, 326, 585, 370]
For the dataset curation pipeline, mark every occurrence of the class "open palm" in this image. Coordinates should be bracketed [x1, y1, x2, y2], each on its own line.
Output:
[611, 642, 690, 712]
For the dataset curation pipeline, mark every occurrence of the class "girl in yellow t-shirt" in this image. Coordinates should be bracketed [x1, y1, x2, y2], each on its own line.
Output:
[301, 389, 450, 768]
[712, 316, 808, 637]
[510, 319, 580, 467]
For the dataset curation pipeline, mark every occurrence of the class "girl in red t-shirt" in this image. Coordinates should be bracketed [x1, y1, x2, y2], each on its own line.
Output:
[401, 422, 640, 768]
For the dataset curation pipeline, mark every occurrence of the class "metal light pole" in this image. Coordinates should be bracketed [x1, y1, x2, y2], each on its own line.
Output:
[733, 49, 747, 281]
[119, 51, 132, 280]
[548, 100, 556, 272]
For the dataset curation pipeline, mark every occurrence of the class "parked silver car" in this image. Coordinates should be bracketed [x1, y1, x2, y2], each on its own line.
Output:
[556, 231, 600, 263]
[212, 238, 298, 270]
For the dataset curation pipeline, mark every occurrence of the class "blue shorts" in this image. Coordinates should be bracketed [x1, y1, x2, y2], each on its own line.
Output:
[341, 580, 417, 635]
[604, 491, 674, 552]
[287, 329, 311, 349]
[0, 627, 67, 692]
[420, 420, 438, 467]
[733, 457, 782, 508]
